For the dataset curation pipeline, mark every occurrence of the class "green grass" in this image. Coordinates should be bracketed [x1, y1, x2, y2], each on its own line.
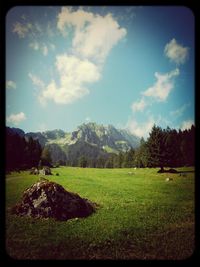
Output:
[6, 167, 195, 260]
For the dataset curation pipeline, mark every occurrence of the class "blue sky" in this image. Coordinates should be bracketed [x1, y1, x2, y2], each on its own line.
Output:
[6, 6, 195, 138]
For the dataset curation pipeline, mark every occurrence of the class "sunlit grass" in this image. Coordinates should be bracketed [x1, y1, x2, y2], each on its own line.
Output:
[6, 167, 195, 259]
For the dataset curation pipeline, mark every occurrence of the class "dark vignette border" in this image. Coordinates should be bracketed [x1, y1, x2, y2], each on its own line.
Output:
[1, 0, 198, 266]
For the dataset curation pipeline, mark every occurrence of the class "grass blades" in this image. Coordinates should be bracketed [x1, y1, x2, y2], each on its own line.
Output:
[6, 167, 195, 259]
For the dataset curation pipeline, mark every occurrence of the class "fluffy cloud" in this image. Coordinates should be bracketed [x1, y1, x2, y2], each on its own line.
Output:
[180, 119, 194, 131]
[27, 7, 126, 105]
[37, 7, 126, 105]
[57, 7, 94, 36]
[13, 21, 45, 40]
[131, 98, 147, 112]
[57, 7, 127, 63]
[6, 112, 26, 125]
[28, 73, 45, 89]
[126, 116, 155, 139]
[39, 54, 101, 105]
[12, 22, 32, 38]
[164, 38, 189, 65]
[142, 68, 180, 102]
[6, 80, 16, 89]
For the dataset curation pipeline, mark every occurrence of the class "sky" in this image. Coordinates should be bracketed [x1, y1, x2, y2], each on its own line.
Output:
[6, 6, 195, 139]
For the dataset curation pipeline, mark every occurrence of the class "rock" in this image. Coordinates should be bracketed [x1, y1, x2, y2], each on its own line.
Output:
[39, 166, 52, 175]
[11, 179, 97, 221]
[158, 168, 178, 173]
[165, 177, 173, 182]
[30, 167, 39, 175]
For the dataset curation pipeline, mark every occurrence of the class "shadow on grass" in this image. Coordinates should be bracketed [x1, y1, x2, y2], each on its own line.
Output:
[157, 168, 195, 174]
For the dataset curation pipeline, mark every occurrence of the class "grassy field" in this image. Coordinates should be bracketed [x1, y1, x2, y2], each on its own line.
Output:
[6, 167, 195, 260]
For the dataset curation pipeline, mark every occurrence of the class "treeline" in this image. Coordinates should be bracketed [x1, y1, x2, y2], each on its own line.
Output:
[6, 124, 195, 171]
[6, 128, 42, 171]
[67, 125, 195, 169]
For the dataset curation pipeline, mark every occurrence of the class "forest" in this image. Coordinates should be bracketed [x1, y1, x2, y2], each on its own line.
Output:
[6, 125, 195, 172]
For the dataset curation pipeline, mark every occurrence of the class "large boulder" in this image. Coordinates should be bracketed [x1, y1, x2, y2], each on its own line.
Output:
[11, 178, 96, 221]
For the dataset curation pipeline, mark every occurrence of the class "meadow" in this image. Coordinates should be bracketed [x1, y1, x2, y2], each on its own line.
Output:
[6, 167, 195, 260]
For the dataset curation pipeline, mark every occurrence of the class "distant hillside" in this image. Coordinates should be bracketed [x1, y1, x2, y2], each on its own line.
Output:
[7, 123, 140, 165]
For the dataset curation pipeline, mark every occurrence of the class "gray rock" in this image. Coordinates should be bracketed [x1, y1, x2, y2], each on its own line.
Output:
[39, 167, 52, 175]
[30, 167, 39, 175]
[165, 177, 173, 182]
[11, 179, 97, 221]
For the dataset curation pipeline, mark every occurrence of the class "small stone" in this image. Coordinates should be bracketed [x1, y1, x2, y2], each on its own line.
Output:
[165, 177, 173, 182]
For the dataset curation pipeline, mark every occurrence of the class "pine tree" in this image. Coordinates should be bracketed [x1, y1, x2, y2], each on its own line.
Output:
[147, 125, 166, 171]
[122, 148, 135, 168]
[78, 156, 87, 168]
[134, 138, 149, 168]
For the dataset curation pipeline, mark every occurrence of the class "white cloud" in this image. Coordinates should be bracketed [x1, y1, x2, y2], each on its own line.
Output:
[28, 73, 45, 89]
[57, 7, 127, 63]
[57, 7, 94, 36]
[142, 68, 180, 102]
[6, 80, 16, 89]
[31, 7, 126, 106]
[131, 98, 147, 112]
[170, 103, 190, 117]
[6, 112, 26, 125]
[164, 38, 189, 65]
[12, 22, 32, 38]
[13, 21, 43, 39]
[180, 119, 194, 131]
[73, 13, 127, 63]
[39, 54, 101, 105]
[126, 116, 155, 139]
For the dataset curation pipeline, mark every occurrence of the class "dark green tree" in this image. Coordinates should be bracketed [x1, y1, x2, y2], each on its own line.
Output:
[115, 152, 124, 168]
[134, 138, 149, 167]
[147, 125, 166, 171]
[96, 156, 106, 168]
[105, 155, 114, 168]
[122, 148, 135, 168]
[78, 156, 87, 168]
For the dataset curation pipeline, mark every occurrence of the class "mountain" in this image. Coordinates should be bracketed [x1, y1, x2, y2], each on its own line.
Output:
[68, 123, 140, 153]
[10, 122, 140, 165]
[6, 127, 25, 137]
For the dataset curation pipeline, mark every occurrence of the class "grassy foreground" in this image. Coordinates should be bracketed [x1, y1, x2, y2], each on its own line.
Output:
[6, 167, 195, 260]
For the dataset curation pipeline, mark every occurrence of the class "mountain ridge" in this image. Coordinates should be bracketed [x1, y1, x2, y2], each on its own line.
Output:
[6, 122, 140, 165]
